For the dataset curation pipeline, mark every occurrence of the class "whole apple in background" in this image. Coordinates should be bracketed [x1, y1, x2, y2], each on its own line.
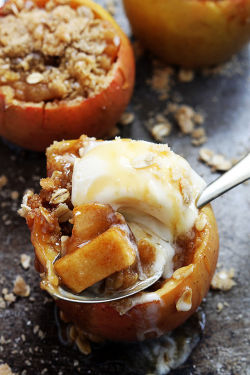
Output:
[0, 0, 135, 151]
[123, 0, 250, 68]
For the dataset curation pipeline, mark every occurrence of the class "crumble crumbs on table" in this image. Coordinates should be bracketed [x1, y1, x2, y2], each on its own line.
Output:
[211, 268, 236, 291]
[199, 148, 232, 172]
[13, 275, 30, 297]
[0, 364, 15, 375]
[20, 254, 31, 270]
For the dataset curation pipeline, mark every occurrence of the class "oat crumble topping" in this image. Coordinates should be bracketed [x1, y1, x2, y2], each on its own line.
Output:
[0, 0, 120, 104]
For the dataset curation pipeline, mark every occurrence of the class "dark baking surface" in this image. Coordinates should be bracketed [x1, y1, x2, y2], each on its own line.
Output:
[0, 1, 250, 374]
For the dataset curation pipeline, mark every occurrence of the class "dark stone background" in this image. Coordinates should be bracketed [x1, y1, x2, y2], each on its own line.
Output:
[0, 1, 249, 374]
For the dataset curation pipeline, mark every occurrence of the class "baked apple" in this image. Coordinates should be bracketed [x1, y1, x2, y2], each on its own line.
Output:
[0, 0, 135, 151]
[20, 135, 219, 342]
[123, 0, 250, 67]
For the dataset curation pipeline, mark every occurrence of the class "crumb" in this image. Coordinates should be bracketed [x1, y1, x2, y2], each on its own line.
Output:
[0, 297, 6, 309]
[199, 148, 232, 171]
[10, 191, 19, 200]
[191, 127, 207, 146]
[3, 293, 16, 304]
[175, 105, 195, 134]
[151, 122, 172, 142]
[13, 275, 30, 297]
[193, 113, 204, 125]
[147, 63, 174, 98]
[0, 364, 15, 375]
[217, 302, 224, 312]
[178, 69, 195, 83]
[119, 112, 135, 126]
[21, 334, 26, 342]
[20, 254, 31, 270]
[211, 268, 236, 291]
[33, 325, 39, 334]
[210, 154, 232, 172]
[164, 102, 179, 115]
[0, 175, 8, 189]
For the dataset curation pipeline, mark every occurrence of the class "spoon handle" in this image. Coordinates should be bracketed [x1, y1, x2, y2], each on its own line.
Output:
[196, 153, 250, 209]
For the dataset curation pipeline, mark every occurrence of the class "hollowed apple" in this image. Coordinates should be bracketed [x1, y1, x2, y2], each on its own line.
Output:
[21, 136, 219, 342]
[0, 0, 135, 151]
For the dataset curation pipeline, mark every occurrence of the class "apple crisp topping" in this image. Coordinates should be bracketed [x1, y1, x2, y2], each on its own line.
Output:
[0, 0, 120, 104]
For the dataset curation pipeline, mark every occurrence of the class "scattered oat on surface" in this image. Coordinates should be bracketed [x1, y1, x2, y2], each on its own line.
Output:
[3, 292, 16, 304]
[211, 268, 236, 291]
[175, 105, 195, 134]
[147, 62, 174, 99]
[10, 191, 19, 200]
[178, 69, 195, 83]
[193, 113, 204, 125]
[0, 364, 15, 375]
[20, 254, 31, 270]
[119, 112, 135, 126]
[151, 122, 172, 142]
[199, 148, 232, 171]
[210, 154, 232, 172]
[13, 275, 30, 297]
[0, 297, 6, 309]
[217, 302, 224, 312]
[191, 127, 207, 146]
[0, 175, 8, 189]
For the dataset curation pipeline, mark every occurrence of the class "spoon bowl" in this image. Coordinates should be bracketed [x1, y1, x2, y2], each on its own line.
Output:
[49, 267, 164, 303]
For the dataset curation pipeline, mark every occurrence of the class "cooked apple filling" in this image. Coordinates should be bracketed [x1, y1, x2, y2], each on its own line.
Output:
[0, 0, 120, 104]
[20, 136, 205, 297]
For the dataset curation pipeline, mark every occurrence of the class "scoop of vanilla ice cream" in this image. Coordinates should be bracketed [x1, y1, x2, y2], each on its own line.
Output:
[71, 138, 205, 279]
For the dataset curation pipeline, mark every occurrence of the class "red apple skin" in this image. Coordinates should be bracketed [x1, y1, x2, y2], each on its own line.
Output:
[0, 0, 135, 151]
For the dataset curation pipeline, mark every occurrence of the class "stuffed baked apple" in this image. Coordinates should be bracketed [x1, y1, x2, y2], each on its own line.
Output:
[123, 0, 250, 67]
[0, 0, 134, 150]
[20, 135, 219, 341]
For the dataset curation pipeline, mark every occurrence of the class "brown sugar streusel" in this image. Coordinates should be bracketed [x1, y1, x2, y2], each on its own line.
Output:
[0, 0, 120, 104]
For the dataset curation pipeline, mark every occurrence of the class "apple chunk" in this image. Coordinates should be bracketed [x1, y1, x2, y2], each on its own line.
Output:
[66, 203, 117, 254]
[54, 226, 136, 293]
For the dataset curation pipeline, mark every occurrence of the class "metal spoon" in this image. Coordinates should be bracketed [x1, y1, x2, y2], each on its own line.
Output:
[196, 152, 250, 208]
[50, 153, 250, 303]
